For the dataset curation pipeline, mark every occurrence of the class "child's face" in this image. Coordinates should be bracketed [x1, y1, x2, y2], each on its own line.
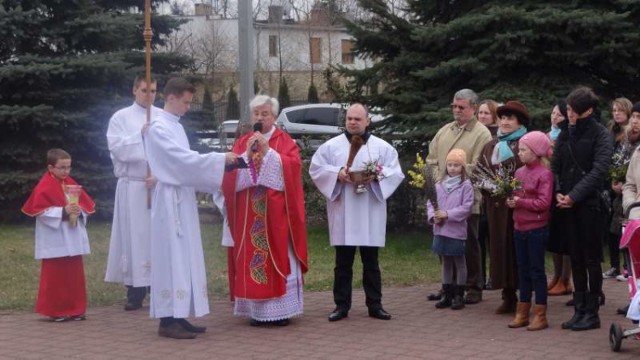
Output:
[48, 159, 72, 181]
[446, 161, 462, 177]
[518, 143, 537, 164]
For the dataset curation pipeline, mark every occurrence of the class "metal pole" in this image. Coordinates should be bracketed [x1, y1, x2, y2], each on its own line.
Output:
[238, 0, 255, 123]
[144, 0, 153, 209]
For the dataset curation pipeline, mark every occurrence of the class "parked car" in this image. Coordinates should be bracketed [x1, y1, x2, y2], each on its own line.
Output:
[197, 120, 239, 151]
[277, 103, 387, 150]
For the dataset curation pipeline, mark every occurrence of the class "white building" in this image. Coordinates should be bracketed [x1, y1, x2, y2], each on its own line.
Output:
[164, 4, 370, 100]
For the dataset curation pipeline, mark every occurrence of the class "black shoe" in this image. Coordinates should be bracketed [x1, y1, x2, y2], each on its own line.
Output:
[158, 323, 197, 339]
[249, 318, 289, 327]
[368, 308, 392, 320]
[451, 285, 465, 310]
[272, 319, 289, 326]
[427, 289, 442, 301]
[617, 304, 630, 315]
[124, 302, 142, 311]
[435, 284, 453, 309]
[177, 318, 206, 333]
[571, 293, 601, 331]
[328, 309, 348, 322]
[562, 292, 585, 330]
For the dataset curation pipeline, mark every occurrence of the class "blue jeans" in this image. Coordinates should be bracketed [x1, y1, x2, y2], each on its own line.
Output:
[514, 226, 548, 304]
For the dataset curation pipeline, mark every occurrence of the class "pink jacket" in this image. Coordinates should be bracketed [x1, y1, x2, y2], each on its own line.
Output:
[512, 161, 554, 231]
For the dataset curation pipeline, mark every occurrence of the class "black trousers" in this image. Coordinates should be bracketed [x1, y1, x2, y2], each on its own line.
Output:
[126, 285, 147, 305]
[333, 246, 382, 311]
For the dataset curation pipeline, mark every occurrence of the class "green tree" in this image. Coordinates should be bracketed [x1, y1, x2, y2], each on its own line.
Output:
[337, 0, 640, 229]
[307, 83, 319, 103]
[0, 0, 190, 221]
[278, 77, 291, 111]
[226, 87, 240, 120]
[340, 0, 640, 137]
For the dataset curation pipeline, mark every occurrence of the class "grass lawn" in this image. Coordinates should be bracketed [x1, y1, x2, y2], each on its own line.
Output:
[0, 213, 438, 311]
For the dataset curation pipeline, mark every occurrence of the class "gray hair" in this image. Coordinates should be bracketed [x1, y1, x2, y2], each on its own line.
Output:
[453, 89, 479, 107]
[250, 95, 279, 116]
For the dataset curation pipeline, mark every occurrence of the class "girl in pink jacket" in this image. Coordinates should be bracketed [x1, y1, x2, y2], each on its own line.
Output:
[506, 131, 554, 331]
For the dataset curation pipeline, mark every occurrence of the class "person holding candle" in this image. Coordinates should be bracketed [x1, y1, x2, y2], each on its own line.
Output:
[21, 148, 95, 322]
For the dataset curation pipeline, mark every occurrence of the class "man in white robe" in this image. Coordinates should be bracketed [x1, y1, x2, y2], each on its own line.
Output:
[309, 103, 404, 322]
[105, 75, 159, 311]
[144, 77, 237, 339]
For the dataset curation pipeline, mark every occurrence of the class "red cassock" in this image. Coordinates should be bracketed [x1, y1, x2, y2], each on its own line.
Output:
[22, 172, 95, 317]
[222, 128, 308, 300]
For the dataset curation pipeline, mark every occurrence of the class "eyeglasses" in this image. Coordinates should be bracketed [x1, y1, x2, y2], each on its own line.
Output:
[53, 166, 72, 171]
[450, 104, 468, 110]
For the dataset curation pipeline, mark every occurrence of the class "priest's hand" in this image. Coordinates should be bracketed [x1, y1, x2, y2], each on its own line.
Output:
[65, 203, 81, 216]
[145, 176, 156, 189]
[224, 152, 239, 165]
[338, 167, 353, 184]
[246, 133, 268, 157]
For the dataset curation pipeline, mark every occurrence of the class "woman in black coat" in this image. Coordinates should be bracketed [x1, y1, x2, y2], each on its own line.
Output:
[550, 87, 613, 331]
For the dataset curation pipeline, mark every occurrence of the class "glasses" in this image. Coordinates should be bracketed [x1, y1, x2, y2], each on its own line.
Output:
[450, 104, 468, 110]
[54, 166, 72, 171]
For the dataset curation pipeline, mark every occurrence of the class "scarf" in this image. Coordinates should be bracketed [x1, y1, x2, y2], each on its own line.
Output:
[549, 125, 561, 141]
[443, 175, 461, 193]
[492, 127, 527, 164]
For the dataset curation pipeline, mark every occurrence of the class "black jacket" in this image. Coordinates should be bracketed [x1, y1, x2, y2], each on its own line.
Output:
[551, 114, 613, 206]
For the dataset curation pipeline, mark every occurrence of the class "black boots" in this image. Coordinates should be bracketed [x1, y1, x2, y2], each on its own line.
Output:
[451, 285, 465, 310]
[562, 292, 600, 331]
[435, 284, 453, 309]
[435, 284, 465, 309]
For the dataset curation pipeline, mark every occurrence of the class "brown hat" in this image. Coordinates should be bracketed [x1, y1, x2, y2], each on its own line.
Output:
[446, 148, 467, 167]
[497, 100, 530, 127]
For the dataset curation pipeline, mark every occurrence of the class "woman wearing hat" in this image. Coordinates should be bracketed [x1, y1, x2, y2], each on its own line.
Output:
[551, 86, 612, 331]
[478, 100, 529, 314]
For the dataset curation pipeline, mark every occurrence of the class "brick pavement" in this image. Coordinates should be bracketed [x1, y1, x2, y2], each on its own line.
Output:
[1, 279, 639, 359]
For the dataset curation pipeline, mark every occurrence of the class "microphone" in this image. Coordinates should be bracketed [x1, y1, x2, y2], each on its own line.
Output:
[251, 122, 263, 152]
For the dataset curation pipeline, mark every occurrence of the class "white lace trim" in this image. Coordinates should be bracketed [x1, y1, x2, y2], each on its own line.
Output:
[236, 150, 283, 191]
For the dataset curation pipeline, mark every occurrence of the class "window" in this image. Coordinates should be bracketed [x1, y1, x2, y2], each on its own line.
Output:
[269, 35, 278, 57]
[286, 107, 340, 127]
[341, 39, 355, 64]
[310, 37, 322, 64]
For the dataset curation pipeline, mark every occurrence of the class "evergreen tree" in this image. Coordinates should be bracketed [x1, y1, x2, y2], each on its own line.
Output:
[278, 77, 291, 111]
[340, 0, 640, 137]
[226, 87, 240, 120]
[202, 86, 214, 113]
[0, 0, 190, 220]
[307, 83, 320, 103]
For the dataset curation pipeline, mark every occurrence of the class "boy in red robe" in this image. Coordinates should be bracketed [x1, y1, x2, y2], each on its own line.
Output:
[22, 148, 95, 321]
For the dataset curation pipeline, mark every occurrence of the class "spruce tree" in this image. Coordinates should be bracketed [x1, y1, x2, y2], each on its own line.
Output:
[0, 0, 190, 220]
[340, 0, 640, 136]
[226, 87, 240, 120]
[307, 83, 320, 104]
[278, 77, 291, 111]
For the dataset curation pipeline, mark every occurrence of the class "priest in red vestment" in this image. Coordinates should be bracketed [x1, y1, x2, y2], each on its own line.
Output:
[222, 95, 308, 326]
[22, 148, 95, 322]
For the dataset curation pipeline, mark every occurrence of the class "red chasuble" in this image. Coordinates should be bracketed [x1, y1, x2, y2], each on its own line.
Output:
[222, 128, 308, 300]
[22, 172, 95, 217]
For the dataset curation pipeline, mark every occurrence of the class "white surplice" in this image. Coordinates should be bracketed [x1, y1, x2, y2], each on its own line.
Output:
[34, 207, 90, 260]
[144, 110, 226, 319]
[105, 102, 159, 287]
[309, 134, 404, 247]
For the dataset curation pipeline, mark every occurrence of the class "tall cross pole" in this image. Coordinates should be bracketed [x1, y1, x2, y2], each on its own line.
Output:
[144, 0, 153, 209]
